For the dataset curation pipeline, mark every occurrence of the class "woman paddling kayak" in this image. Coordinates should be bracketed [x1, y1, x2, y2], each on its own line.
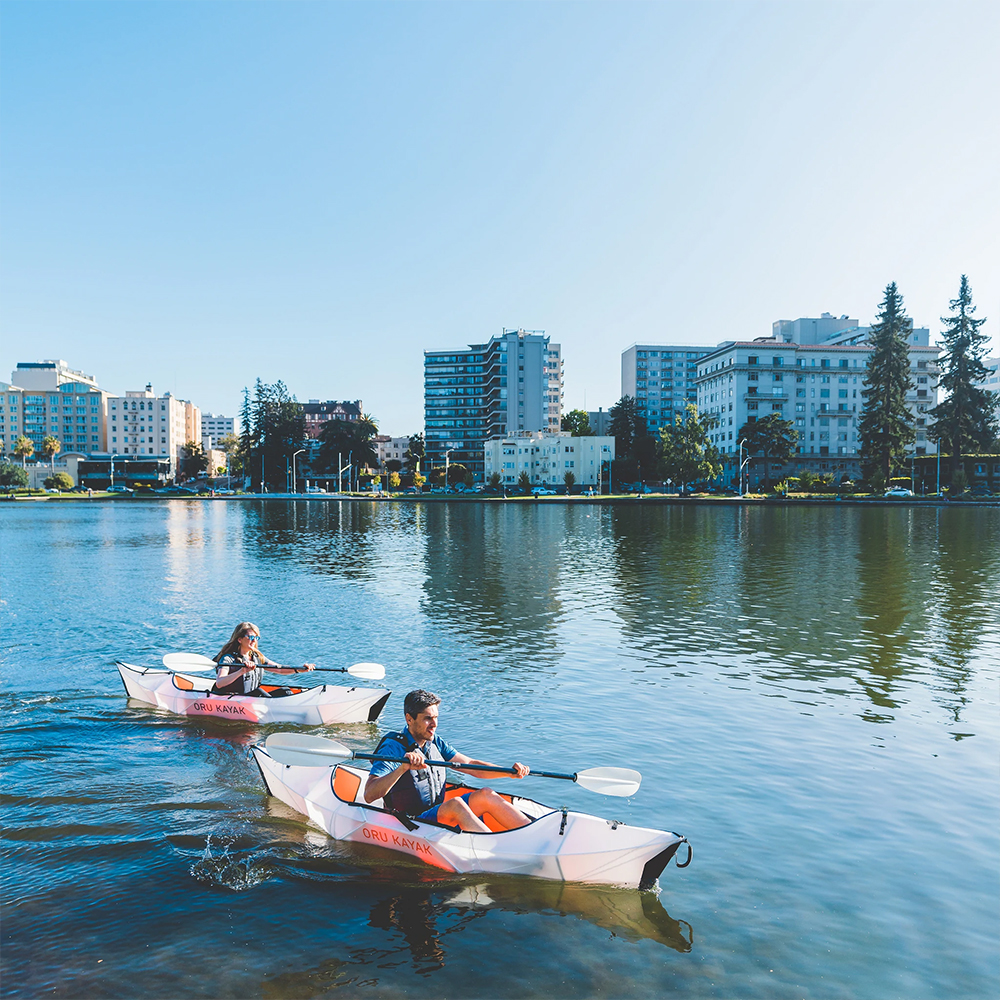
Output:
[212, 621, 315, 697]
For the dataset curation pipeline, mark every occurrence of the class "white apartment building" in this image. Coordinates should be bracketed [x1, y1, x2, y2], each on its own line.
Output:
[375, 435, 412, 468]
[201, 413, 235, 446]
[621, 344, 713, 434]
[106, 385, 201, 472]
[695, 317, 940, 480]
[3, 361, 109, 458]
[484, 430, 615, 487]
[978, 357, 1000, 429]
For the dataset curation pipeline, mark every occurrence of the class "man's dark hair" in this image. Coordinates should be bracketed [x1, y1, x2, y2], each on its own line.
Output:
[404, 689, 441, 719]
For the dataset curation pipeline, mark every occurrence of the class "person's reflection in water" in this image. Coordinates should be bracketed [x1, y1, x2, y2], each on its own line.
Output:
[368, 890, 449, 972]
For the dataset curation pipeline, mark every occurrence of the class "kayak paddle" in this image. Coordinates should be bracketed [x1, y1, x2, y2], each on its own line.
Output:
[264, 732, 642, 797]
[161, 653, 386, 680]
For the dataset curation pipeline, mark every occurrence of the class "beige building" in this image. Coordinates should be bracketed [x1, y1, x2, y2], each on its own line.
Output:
[106, 384, 200, 472]
[375, 435, 412, 468]
[484, 430, 615, 487]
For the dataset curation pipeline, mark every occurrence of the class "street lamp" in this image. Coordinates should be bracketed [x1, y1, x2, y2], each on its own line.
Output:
[110, 453, 118, 490]
[738, 439, 750, 496]
[444, 449, 452, 490]
[291, 448, 305, 494]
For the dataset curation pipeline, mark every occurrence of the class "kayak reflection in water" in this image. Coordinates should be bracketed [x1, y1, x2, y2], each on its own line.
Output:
[364, 689, 531, 832]
[211, 621, 315, 697]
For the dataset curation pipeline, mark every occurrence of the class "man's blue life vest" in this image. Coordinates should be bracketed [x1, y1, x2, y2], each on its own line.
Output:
[374, 729, 451, 815]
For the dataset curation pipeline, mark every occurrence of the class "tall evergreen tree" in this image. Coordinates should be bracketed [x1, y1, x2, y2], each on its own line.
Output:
[608, 395, 641, 457]
[858, 282, 916, 485]
[929, 275, 997, 481]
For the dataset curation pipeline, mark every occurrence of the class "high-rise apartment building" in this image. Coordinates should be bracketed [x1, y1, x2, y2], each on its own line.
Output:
[695, 315, 940, 479]
[424, 329, 563, 480]
[3, 361, 109, 457]
[105, 385, 200, 472]
[201, 413, 235, 446]
[621, 344, 713, 434]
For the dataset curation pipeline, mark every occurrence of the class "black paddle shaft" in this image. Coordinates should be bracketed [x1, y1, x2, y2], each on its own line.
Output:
[351, 751, 576, 782]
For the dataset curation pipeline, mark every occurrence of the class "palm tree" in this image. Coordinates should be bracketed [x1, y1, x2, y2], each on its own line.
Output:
[42, 435, 62, 474]
[14, 435, 34, 469]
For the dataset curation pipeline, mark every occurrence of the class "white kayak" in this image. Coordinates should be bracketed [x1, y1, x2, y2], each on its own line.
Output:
[116, 662, 391, 725]
[250, 744, 691, 889]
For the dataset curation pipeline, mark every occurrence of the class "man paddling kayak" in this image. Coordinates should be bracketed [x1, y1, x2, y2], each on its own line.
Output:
[364, 689, 531, 832]
[211, 621, 315, 697]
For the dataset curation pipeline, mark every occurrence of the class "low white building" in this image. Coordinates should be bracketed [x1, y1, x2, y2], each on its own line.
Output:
[484, 430, 615, 487]
[375, 435, 412, 468]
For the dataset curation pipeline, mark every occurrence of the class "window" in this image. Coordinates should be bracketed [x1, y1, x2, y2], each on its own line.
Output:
[840, 359, 849, 368]
[772, 357, 783, 366]
[748, 356, 758, 365]
[821, 359, 830, 368]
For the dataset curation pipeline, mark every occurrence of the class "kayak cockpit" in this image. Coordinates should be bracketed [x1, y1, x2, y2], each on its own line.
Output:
[330, 763, 555, 832]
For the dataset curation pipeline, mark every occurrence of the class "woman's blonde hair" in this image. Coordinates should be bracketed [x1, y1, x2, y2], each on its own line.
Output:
[214, 621, 266, 663]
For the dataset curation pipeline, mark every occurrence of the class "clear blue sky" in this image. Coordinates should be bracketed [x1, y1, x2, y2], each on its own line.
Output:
[2, 1, 997, 434]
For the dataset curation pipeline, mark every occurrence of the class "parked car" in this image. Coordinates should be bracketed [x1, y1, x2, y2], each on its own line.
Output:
[532, 487, 557, 496]
[107, 485, 132, 494]
[884, 487, 914, 497]
[305, 486, 328, 494]
[156, 486, 196, 496]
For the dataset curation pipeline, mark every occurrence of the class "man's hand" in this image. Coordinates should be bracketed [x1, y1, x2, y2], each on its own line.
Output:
[404, 750, 427, 771]
[301, 663, 316, 671]
[511, 762, 530, 779]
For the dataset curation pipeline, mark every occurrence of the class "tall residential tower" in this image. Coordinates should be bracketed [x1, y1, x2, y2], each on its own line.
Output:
[424, 329, 563, 480]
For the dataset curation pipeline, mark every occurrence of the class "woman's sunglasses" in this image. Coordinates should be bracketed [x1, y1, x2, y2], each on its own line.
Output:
[241, 633, 259, 642]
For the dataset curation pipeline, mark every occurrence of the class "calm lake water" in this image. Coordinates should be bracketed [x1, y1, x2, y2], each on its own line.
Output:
[2, 500, 998, 999]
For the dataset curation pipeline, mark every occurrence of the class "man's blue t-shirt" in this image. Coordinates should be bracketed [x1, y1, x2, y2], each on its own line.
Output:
[368, 733, 458, 779]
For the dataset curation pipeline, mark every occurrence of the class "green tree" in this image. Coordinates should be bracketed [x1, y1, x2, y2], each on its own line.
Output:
[517, 470, 531, 493]
[798, 469, 816, 492]
[563, 470, 576, 493]
[737, 413, 797, 490]
[44, 472, 74, 491]
[13, 435, 33, 468]
[608, 396, 641, 458]
[929, 275, 998, 482]
[658, 404, 722, 488]
[404, 433, 425, 472]
[240, 380, 307, 491]
[487, 472, 502, 491]
[386, 459, 403, 474]
[181, 441, 209, 479]
[41, 435, 62, 473]
[561, 410, 594, 436]
[0, 462, 29, 488]
[216, 432, 243, 478]
[859, 282, 916, 484]
[317, 412, 378, 478]
[633, 435, 659, 482]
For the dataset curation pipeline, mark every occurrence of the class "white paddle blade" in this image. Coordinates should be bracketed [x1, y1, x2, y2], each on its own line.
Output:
[574, 767, 642, 797]
[163, 652, 217, 670]
[346, 661, 386, 680]
[264, 732, 354, 768]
